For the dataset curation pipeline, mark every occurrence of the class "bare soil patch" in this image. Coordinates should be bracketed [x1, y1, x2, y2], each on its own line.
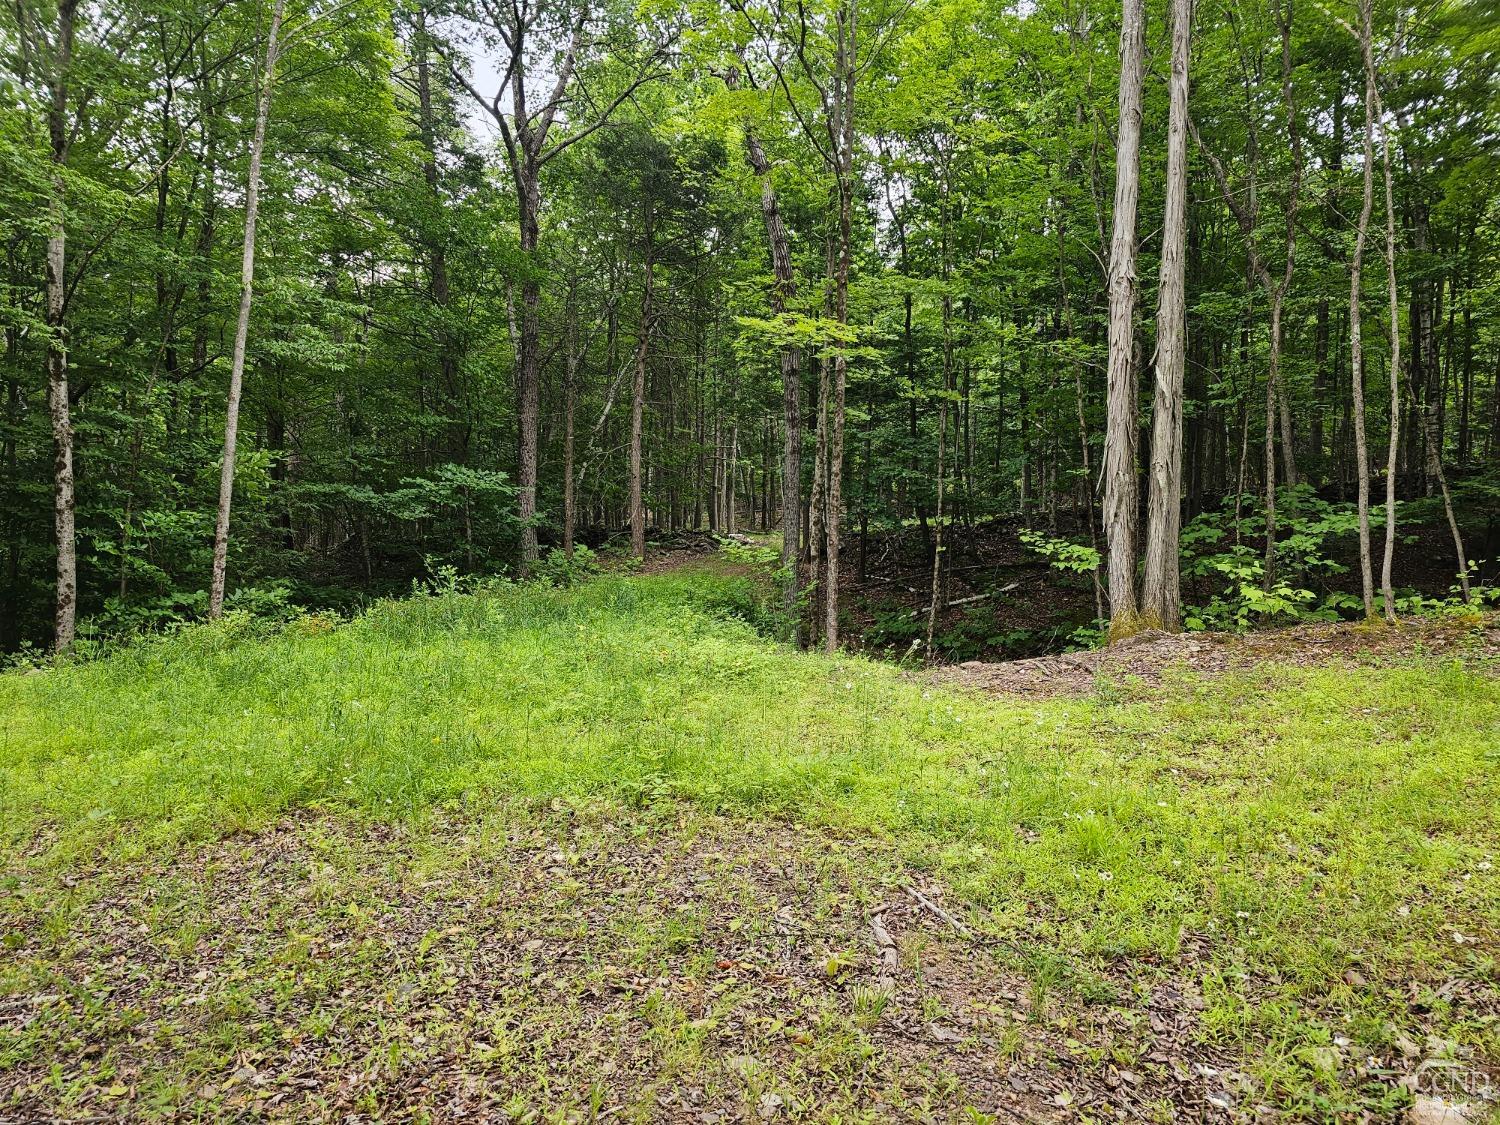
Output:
[934, 615, 1500, 697]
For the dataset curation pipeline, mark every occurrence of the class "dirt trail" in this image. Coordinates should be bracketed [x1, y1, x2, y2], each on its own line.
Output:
[935, 614, 1500, 697]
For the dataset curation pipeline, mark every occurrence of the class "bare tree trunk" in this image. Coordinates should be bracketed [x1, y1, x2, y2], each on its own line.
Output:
[563, 301, 578, 557]
[1141, 0, 1191, 630]
[1349, 0, 1378, 618]
[807, 346, 830, 647]
[1411, 379, 1472, 604]
[1103, 0, 1146, 640]
[727, 404, 740, 534]
[209, 0, 285, 619]
[46, 195, 76, 650]
[926, 279, 955, 656]
[1378, 112, 1402, 620]
[516, 169, 543, 574]
[630, 232, 654, 560]
[740, 103, 803, 639]
[43, 1, 79, 650]
[823, 0, 858, 654]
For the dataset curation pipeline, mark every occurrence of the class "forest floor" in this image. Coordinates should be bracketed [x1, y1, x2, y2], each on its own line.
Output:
[2, 554, 1498, 1123]
[936, 615, 1500, 698]
[832, 514, 1498, 665]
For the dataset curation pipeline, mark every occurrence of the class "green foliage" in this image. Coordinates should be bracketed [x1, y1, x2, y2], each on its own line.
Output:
[1181, 490, 1499, 630]
[1181, 550, 1318, 632]
[534, 545, 601, 586]
[1019, 530, 1102, 577]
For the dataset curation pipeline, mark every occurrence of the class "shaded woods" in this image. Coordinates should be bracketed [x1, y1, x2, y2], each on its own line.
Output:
[2, 0, 1497, 654]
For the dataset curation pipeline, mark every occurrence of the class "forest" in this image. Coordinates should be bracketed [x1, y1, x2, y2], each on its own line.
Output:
[3, 0, 1500, 1121]
[2, 0, 1497, 657]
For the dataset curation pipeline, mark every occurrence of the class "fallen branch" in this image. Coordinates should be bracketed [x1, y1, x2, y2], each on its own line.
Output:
[911, 582, 1018, 616]
[903, 884, 972, 938]
[859, 573, 923, 593]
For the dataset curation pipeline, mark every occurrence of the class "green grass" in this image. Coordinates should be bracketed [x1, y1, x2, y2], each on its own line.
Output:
[2, 562, 1498, 1117]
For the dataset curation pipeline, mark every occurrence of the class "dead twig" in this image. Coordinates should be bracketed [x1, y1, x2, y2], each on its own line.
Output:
[903, 884, 972, 938]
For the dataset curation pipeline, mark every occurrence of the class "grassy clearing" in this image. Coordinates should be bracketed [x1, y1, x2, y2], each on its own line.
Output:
[2, 561, 1498, 1119]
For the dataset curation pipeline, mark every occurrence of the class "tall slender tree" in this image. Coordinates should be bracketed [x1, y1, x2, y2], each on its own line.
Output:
[41, 0, 80, 649]
[1349, 0, 1378, 618]
[1102, 0, 1145, 640]
[443, 2, 672, 574]
[209, 0, 285, 618]
[1141, 0, 1192, 629]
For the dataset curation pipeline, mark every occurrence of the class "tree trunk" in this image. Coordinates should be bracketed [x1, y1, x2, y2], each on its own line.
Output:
[630, 229, 654, 560]
[209, 0, 285, 618]
[1349, 0, 1378, 618]
[1378, 111, 1402, 620]
[1103, 0, 1146, 640]
[742, 109, 804, 639]
[563, 302, 578, 557]
[45, 211, 76, 650]
[1141, 0, 1191, 630]
[823, 1, 858, 654]
[516, 167, 543, 574]
[43, 0, 79, 650]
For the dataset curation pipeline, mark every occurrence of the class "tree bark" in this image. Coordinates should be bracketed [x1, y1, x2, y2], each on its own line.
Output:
[1141, 0, 1191, 630]
[563, 297, 578, 557]
[740, 98, 803, 639]
[516, 167, 543, 572]
[1103, 0, 1146, 640]
[1378, 110, 1402, 621]
[43, 0, 79, 650]
[630, 225, 654, 560]
[823, 1, 858, 654]
[208, 0, 285, 618]
[1349, 0, 1378, 619]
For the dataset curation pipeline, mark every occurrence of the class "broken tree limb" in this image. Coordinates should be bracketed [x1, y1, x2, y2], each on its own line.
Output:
[911, 582, 1018, 617]
[902, 884, 972, 938]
